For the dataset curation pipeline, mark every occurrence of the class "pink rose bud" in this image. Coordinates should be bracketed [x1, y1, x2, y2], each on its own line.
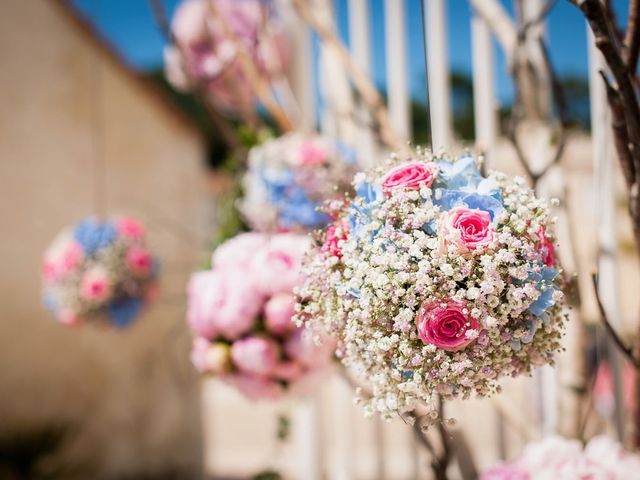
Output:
[231, 336, 280, 376]
[264, 293, 296, 335]
[321, 221, 349, 259]
[284, 328, 334, 368]
[382, 161, 438, 192]
[299, 141, 327, 166]
[417, 300, 478, 352]
[536, 227, 555, 266]
[191, 337, 232, 374]
[116, 217, 146, 239]
[440, 206, 495, 253]
[79, 267, 112, 302]
[127, 246, 152, 276]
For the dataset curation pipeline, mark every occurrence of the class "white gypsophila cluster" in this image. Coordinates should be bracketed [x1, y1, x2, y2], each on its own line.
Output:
[296, 150, 565, 422]
[239, 132, 356, 232]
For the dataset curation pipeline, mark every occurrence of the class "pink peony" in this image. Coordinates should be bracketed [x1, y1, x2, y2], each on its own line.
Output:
[322, 221, 349, 259]
[480, 465, 530, 480]
[284, 328, 334, 368]
[79, 267, 112, 302]
[440, 206, 495, 254]
[211, 232, 266, 270]
[382, 161, 437, 192]
[116, 217, 146, 239]
[190, 337, 232, 374]
[299, 141, 328, 166]
[417, 300, 478, 352]
[231, 336, 280, 376]
[264, 293, 296, 335]
[186, 270, 261, 340]
[252, 234, 311, 296]
[127, 247, 152, 276]
[223, 373, 284, 401]
[536, 227, 555, 266]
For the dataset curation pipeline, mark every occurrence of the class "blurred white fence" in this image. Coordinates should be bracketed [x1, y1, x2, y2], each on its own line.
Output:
[202, 1, 617, 478]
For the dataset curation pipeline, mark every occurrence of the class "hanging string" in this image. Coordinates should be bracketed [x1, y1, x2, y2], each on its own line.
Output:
[91, 0, 107, 220]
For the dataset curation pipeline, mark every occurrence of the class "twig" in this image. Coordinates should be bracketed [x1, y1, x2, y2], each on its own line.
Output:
[518, 0, 557, 40]
[624, 0, 640, 73]
[205, 0, 293, 133]
[591, 271, 640, 369]
[291, 0, 404, 153]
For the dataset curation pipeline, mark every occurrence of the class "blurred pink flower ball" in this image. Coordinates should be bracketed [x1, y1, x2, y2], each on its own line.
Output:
[264, 293, 296, 336]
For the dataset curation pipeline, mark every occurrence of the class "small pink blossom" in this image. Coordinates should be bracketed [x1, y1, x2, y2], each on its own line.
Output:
[299, 141, 328, 166]
[116, 217, 146, 239]
[58, 309, 80, 327]
[417, 300, 478, 352]
[284, 328, 334, 368]
[264, 293, 296, 335]
[190, 337, 232, 374]
[322, 221, 349, 259]
[127, 247, 152, 276]
[252, 234, 311, 296]
[536, 227, 555, 266]
[382, 161, 437, 192]
[42, 240, 83, 283]
[79, 267, 112, 302]
[186, 270, 261, 340]
[440, 206, 495, 253]
[231, 336, 280, 376]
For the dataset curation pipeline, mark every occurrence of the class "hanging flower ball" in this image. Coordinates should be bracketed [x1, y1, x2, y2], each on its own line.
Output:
[481, 435, 640, 479]
[187, 232, 334, 401]
[164, 0, 288, 113]
[239, 132, 358, 233]
[295, 150, 566, 422]
[41, 217, 159, 328]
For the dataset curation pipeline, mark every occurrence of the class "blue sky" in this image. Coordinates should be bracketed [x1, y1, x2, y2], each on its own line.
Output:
[70, 0, 628, 104]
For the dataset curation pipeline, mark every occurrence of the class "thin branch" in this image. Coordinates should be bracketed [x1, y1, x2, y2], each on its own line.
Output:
[291, 0, 404, 153]
[591, 271, 640, 369]
[518, 0, 557, 40]
[624, 0, 640, 73]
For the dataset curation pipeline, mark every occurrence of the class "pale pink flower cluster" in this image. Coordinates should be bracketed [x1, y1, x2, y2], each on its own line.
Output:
[239, 132, 357, 232]
[187, 232, 334, 400]
[41, 217, 158, 328]
[165, 0, 288, 113]
[296, 150, 565, 421]
[481, 435, 640, 479]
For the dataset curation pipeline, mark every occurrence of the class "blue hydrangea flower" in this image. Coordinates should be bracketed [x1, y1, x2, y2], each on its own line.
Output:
[528, 266, 560, 316]
[336, 142, 358, 165]
[108, 297, 143, 328]
[74, 218, 117, 255]
[277, 186, 329, 229]
[349, 181, 383, 241]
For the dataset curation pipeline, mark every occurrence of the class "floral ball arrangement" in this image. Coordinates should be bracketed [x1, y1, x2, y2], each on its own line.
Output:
[239, 132, 357, 232]
[296, 151, 565, 421]
[41, 217, 159, 328]
[481, 435, 640, 479]
[187, 232, 334, 400]
[165, 0, 288, 112]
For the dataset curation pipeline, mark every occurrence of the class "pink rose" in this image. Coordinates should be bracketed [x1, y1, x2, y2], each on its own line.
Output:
[536, 227, 555, 266]
[186, 270, 261, 340]
[79, 267, 112, 302]
[211, 232, 266, 271]
[190, 337, 232, 374]
[299, 141, 327, 166]
[440, 206, 495, 253]
[284, 328, 334, 368]
[264, 293, 296, 335]
[127, 247, 152, 276]
[231, 336, 280, 376]
[57, 309, 80, 327]
[223, 373, 284, 401]
[321, 221, 349, 259]
[417, 300, 478, 352]
[382, 161, 437, 192]
[252, 233, 311, 296]
[116, 217, 146, 239]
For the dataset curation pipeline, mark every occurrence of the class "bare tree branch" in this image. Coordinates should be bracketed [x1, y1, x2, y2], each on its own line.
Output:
[624, 0, 640, 73]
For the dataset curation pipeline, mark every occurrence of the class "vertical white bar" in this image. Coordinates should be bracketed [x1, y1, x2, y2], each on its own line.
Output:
[471, 14, 497, 166]
[289, 4, 316, 130]
[424, 0, 453, 150]
[384, 0, 411, 140]
[293, 398, 322, 480]
[588, 27, 625, 439]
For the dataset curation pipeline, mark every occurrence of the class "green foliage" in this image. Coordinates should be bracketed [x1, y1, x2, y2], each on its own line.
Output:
[253, 470, 283, 480]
